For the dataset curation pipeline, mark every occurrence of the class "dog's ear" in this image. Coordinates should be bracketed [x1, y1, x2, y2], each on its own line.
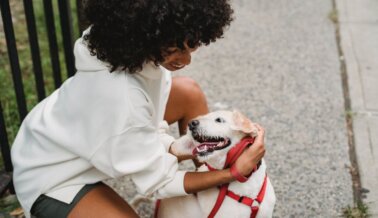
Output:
[231, 110, 258, 137]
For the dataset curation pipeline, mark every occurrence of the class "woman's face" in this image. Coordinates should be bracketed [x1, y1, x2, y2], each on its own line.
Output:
[160, 41, 199, 71]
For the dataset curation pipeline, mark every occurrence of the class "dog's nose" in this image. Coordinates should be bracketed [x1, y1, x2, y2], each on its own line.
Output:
[188, 120, 199, 130]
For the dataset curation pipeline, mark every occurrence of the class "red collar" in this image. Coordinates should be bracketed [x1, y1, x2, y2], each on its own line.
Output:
[224, 137, 255, 168]
[206, 136, 256, 171]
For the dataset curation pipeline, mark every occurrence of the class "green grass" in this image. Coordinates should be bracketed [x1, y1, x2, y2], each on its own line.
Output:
[343, 201, 370, 218]
[0, 0, 80, 170]
[345, 109, 357, 119]
[0, 195, 21, 214]
[328, 8, 338, 24]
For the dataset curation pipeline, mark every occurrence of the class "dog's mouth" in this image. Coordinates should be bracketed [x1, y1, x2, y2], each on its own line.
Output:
[192, 135, 231, 156]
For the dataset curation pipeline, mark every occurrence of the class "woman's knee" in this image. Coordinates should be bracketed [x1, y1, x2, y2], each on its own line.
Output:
[166, 77, 209, 133]
[172, 76, 207, 106]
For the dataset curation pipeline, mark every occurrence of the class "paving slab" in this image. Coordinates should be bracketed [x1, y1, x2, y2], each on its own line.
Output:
[352, 115, 378, 215]
[337, 0, 378, 23]
[342, 24, 378, 110]
[108, 0, 354, 217]
[337, 0, 378, 215]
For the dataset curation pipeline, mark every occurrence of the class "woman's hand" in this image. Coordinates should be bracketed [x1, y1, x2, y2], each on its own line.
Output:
[233, 124, 266, 176]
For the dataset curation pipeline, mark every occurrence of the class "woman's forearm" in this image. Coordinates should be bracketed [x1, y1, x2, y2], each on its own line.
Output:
[183, 169, 235, 194]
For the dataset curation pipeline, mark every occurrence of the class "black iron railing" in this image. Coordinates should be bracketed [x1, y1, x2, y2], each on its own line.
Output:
[0, 0, 85, 195]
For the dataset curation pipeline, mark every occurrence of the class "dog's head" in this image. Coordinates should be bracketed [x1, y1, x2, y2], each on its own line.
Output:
[185, 110, 258, 167]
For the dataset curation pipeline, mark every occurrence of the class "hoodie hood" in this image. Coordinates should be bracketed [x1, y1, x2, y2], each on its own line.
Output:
[74, 37, 110, 72]
[74, 27, 109, 72]
[74, 28, 168, 79]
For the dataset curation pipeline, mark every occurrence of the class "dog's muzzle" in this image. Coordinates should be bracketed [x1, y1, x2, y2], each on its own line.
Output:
[191, 131, 232, 157]
[192, 138, 231, 156]
[188, 119, 232, 156]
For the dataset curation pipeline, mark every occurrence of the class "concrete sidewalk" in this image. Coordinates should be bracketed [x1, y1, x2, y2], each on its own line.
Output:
[337, 0, 378, 215]
[108, 0, 378, 217]
[176, 0, 354, 216]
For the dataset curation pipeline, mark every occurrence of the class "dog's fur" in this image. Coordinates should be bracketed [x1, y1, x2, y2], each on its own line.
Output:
[157, 110, 276, 218]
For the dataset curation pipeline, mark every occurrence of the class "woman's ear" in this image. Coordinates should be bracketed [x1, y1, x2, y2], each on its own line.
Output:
[231, 110, 258, 137]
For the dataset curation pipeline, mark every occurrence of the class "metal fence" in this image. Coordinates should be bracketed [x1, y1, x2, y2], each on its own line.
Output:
[0, 0, 85, 195]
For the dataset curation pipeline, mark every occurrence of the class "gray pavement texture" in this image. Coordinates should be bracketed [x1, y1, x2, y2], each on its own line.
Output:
[337, 0, 378, 216]
[108, 0, 357, 217]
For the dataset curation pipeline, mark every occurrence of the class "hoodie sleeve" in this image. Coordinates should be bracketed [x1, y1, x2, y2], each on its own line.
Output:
[158, 120, 175, 151]
[89, 88, 188, 198]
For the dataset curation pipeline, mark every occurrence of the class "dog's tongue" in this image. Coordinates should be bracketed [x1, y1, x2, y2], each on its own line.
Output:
[192, 141, 224, 155]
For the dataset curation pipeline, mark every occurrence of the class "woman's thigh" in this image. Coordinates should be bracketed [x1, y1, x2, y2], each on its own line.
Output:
[164, 76, 209, 134]
[68, 183, 139, 218]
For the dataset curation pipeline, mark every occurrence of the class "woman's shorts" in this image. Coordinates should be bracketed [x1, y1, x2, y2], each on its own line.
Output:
[30, 182, 101, 218]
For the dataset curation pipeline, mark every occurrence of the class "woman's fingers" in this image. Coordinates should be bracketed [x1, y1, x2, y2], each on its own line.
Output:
[247, 123, 266, 160]
[254, 123, 265, 141]
[250, 123, 265, 147]
[234, 124, 267, 176]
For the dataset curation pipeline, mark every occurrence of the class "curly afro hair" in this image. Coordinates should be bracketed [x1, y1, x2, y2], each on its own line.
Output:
[83, 0, 233, 73]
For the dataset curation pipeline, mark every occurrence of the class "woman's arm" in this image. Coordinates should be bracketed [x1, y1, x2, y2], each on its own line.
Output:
[183, 169, 233, 193]
[183, 124, 266, 193]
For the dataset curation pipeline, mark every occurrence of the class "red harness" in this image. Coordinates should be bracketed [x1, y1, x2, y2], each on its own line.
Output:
[207, 171, 268, 218]
[154, 137, 267, 218]
[206, 137, 267, 218]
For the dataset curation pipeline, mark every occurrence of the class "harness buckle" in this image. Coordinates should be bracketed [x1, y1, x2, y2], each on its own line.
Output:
[238, 196, 244, 203]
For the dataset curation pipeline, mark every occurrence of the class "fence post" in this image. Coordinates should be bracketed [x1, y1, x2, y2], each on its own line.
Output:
[0, 101, 14, 195]
[23, 0, 46, 101]
[58, 0, 76, 78]
[0, 0, 28, 121]
[43, 0, 63, 89]
[0, 102, 12, 172]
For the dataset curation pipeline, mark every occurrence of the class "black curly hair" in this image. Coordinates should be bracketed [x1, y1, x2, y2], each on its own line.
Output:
[83, 0, 233, 73]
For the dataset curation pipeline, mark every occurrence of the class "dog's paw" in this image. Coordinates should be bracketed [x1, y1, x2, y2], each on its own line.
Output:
[170, 134, 196, 156]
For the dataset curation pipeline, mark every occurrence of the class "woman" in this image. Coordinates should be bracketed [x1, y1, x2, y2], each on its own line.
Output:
[11, 0, 266, 217]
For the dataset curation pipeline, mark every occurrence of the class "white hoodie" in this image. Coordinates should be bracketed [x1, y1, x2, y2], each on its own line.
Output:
[11, 35, 187, 217]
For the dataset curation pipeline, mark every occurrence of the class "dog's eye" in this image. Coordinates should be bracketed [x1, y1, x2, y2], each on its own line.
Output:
[215, 117, 225, 123]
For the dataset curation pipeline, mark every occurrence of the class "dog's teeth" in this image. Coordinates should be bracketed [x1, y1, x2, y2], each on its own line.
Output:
[197, 146, 207, 152]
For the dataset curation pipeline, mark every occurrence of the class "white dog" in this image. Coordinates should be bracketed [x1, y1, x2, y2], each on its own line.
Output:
[156, 110, 276, 218]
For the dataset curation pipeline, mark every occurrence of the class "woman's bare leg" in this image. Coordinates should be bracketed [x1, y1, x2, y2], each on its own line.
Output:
[164, 76, 209, 134]
[68, 183, 139, 218]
